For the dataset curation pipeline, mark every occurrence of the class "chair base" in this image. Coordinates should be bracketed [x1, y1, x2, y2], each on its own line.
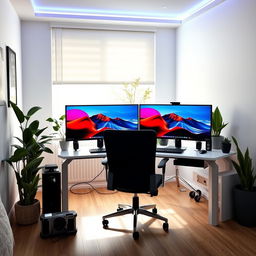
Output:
[102, 194, 168, 239]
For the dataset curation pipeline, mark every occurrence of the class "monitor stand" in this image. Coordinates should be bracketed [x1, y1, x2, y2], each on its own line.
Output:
[175, 138, 181, 148]
[89, 138, 106, 153]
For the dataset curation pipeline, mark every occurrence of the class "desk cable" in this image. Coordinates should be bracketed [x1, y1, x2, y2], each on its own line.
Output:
[69, 166, 117, 195]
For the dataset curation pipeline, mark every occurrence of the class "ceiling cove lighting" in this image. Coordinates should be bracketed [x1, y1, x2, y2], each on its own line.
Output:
[30, 0, 223, 24]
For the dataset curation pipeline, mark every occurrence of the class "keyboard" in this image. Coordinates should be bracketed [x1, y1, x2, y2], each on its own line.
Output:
[156, 147, 185, 154]
[89, 148, 106, 153]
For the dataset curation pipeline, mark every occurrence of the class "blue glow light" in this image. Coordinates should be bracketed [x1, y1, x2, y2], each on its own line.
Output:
[30, 0, 221, 23]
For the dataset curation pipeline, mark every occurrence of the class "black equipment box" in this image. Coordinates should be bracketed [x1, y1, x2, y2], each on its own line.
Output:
[40, 211, 77, 238]
[42, 164, 61, 214]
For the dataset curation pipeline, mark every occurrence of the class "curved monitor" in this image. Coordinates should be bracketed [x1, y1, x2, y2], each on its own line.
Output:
[65, 105, 139, 141]
[140, 104, 212, 141]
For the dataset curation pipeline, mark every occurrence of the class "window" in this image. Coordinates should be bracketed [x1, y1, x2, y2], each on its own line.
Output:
[51, 27, 155, 117]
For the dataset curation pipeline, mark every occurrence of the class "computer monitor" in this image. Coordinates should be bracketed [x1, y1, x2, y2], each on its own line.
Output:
[140, 104, 212, 141]
[65, 104, 139, 141]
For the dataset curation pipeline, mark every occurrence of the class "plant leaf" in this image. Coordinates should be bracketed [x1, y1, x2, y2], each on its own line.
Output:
[29, 120, 39, 133]
[35, 127, 47, 137]
[59, 115, 65, 121]
[23, 128, 33, 145]
[8, 148, 28, 162]
[46, 117, 54, 122]
[10, 101, 25, 124]
[26, 106, 41, 118]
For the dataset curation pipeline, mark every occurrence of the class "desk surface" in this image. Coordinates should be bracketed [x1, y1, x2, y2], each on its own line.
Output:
[58, 148, 235, 161]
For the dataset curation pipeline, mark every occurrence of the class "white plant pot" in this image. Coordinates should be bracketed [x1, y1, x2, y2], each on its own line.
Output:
[212, 136, 224, 149]
[59, 140, 70, 151]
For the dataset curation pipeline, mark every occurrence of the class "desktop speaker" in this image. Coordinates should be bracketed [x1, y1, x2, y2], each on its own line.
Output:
[175, 138, 181, 148]
[206, 138, 212, 151]
[73, 140, 79, 151]
[40, 211, 77, 238]
[42, 164, 61, 214]
[97, 138, 104, 148]
[196, 141, 202, 151]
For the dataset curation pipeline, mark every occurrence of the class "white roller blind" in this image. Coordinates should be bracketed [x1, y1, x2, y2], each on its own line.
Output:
[52, 28, 155, 84]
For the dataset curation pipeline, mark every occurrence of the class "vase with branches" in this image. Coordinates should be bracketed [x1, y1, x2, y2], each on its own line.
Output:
[122, 78, 152, 104]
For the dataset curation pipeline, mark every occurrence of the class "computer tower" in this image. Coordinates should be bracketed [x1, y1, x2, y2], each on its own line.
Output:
[42, 165, 61, 214]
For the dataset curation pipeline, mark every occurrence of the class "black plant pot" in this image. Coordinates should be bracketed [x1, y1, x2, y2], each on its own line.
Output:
[233, 184, 256, 227]
[222, 142, 231, 153]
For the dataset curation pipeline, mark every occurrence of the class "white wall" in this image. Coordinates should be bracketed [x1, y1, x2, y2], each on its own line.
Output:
[0, 0, 21, 212]
[21, 21, 52, 125]
[155, 28, 176, 103]
[176, 0, 256, 185]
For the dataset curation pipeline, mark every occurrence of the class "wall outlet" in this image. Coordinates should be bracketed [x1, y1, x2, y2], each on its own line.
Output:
[193, 173, 208, 187]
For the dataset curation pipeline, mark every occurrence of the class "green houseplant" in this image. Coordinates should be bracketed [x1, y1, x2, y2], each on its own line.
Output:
[211, 106, 228, 149]
[46, 115, 70, 151]
[231, 136, 256, 227]
[6, 101, 53, 225]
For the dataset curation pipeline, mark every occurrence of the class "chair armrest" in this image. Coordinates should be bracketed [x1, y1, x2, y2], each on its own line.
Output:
[158, 158, 169, 169]
[101, 157, 108, 166]
[157, 158, 169, 186]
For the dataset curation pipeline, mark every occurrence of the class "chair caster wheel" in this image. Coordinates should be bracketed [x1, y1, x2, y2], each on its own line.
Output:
[194, 195, 201, 202]
[117, 207, 123, 211]
[189, 191, 195, 198]
[163, 222, 169, 232]
[152, 207, 157, 214]
[133, 231, 139, 240]
[102, 219, 109, 228]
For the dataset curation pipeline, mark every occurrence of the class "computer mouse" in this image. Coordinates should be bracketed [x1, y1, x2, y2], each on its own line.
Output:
[199, 149, 207, 154]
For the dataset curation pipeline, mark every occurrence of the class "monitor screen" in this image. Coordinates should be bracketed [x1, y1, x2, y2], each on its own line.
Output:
[65, 105, 139, 141]
[140, 104, 212, 141]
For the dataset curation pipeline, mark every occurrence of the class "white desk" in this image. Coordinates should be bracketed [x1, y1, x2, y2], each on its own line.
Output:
[58, 148, 235, 226]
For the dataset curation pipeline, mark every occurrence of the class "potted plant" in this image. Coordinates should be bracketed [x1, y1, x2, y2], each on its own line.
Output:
[221, 137, 231, 153]
[46, 115, 69, 151]
[231, 136, 256, 227]
[211, 106, 228, 149]
[6, 102, 53, 225]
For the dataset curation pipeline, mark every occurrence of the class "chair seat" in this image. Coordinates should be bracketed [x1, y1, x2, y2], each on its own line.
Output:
[116, 174, 163, 195]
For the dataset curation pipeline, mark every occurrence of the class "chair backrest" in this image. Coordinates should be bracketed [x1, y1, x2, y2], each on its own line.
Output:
[104, 130, 157, 194]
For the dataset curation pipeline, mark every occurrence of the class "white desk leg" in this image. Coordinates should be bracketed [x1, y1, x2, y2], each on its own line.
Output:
[61, 159, 72, 211]
[207, 160, 219, 226]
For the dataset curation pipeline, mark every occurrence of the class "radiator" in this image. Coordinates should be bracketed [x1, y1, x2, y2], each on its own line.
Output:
[42, 141, 106, 185]
[41, 141, 174, 186]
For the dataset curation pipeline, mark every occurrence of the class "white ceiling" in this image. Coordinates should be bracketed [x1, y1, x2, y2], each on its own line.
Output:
[10, 0, 225, 26]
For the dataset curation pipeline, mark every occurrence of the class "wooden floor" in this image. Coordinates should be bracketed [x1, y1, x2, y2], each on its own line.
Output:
[12, 182, 256, 256]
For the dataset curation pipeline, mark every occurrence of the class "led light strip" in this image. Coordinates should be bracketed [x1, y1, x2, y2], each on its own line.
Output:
[30, 0, 223, 24]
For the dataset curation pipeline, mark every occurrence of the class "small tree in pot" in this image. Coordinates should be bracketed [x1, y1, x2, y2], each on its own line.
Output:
[212, 106, 228, 149]
[46, 115, 69, 151]
[231, 136, 256, 227]
[6, 102, 53, 225]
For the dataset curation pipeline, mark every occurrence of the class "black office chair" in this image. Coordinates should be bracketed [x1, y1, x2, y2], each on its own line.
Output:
[102, 130, 168, 240]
